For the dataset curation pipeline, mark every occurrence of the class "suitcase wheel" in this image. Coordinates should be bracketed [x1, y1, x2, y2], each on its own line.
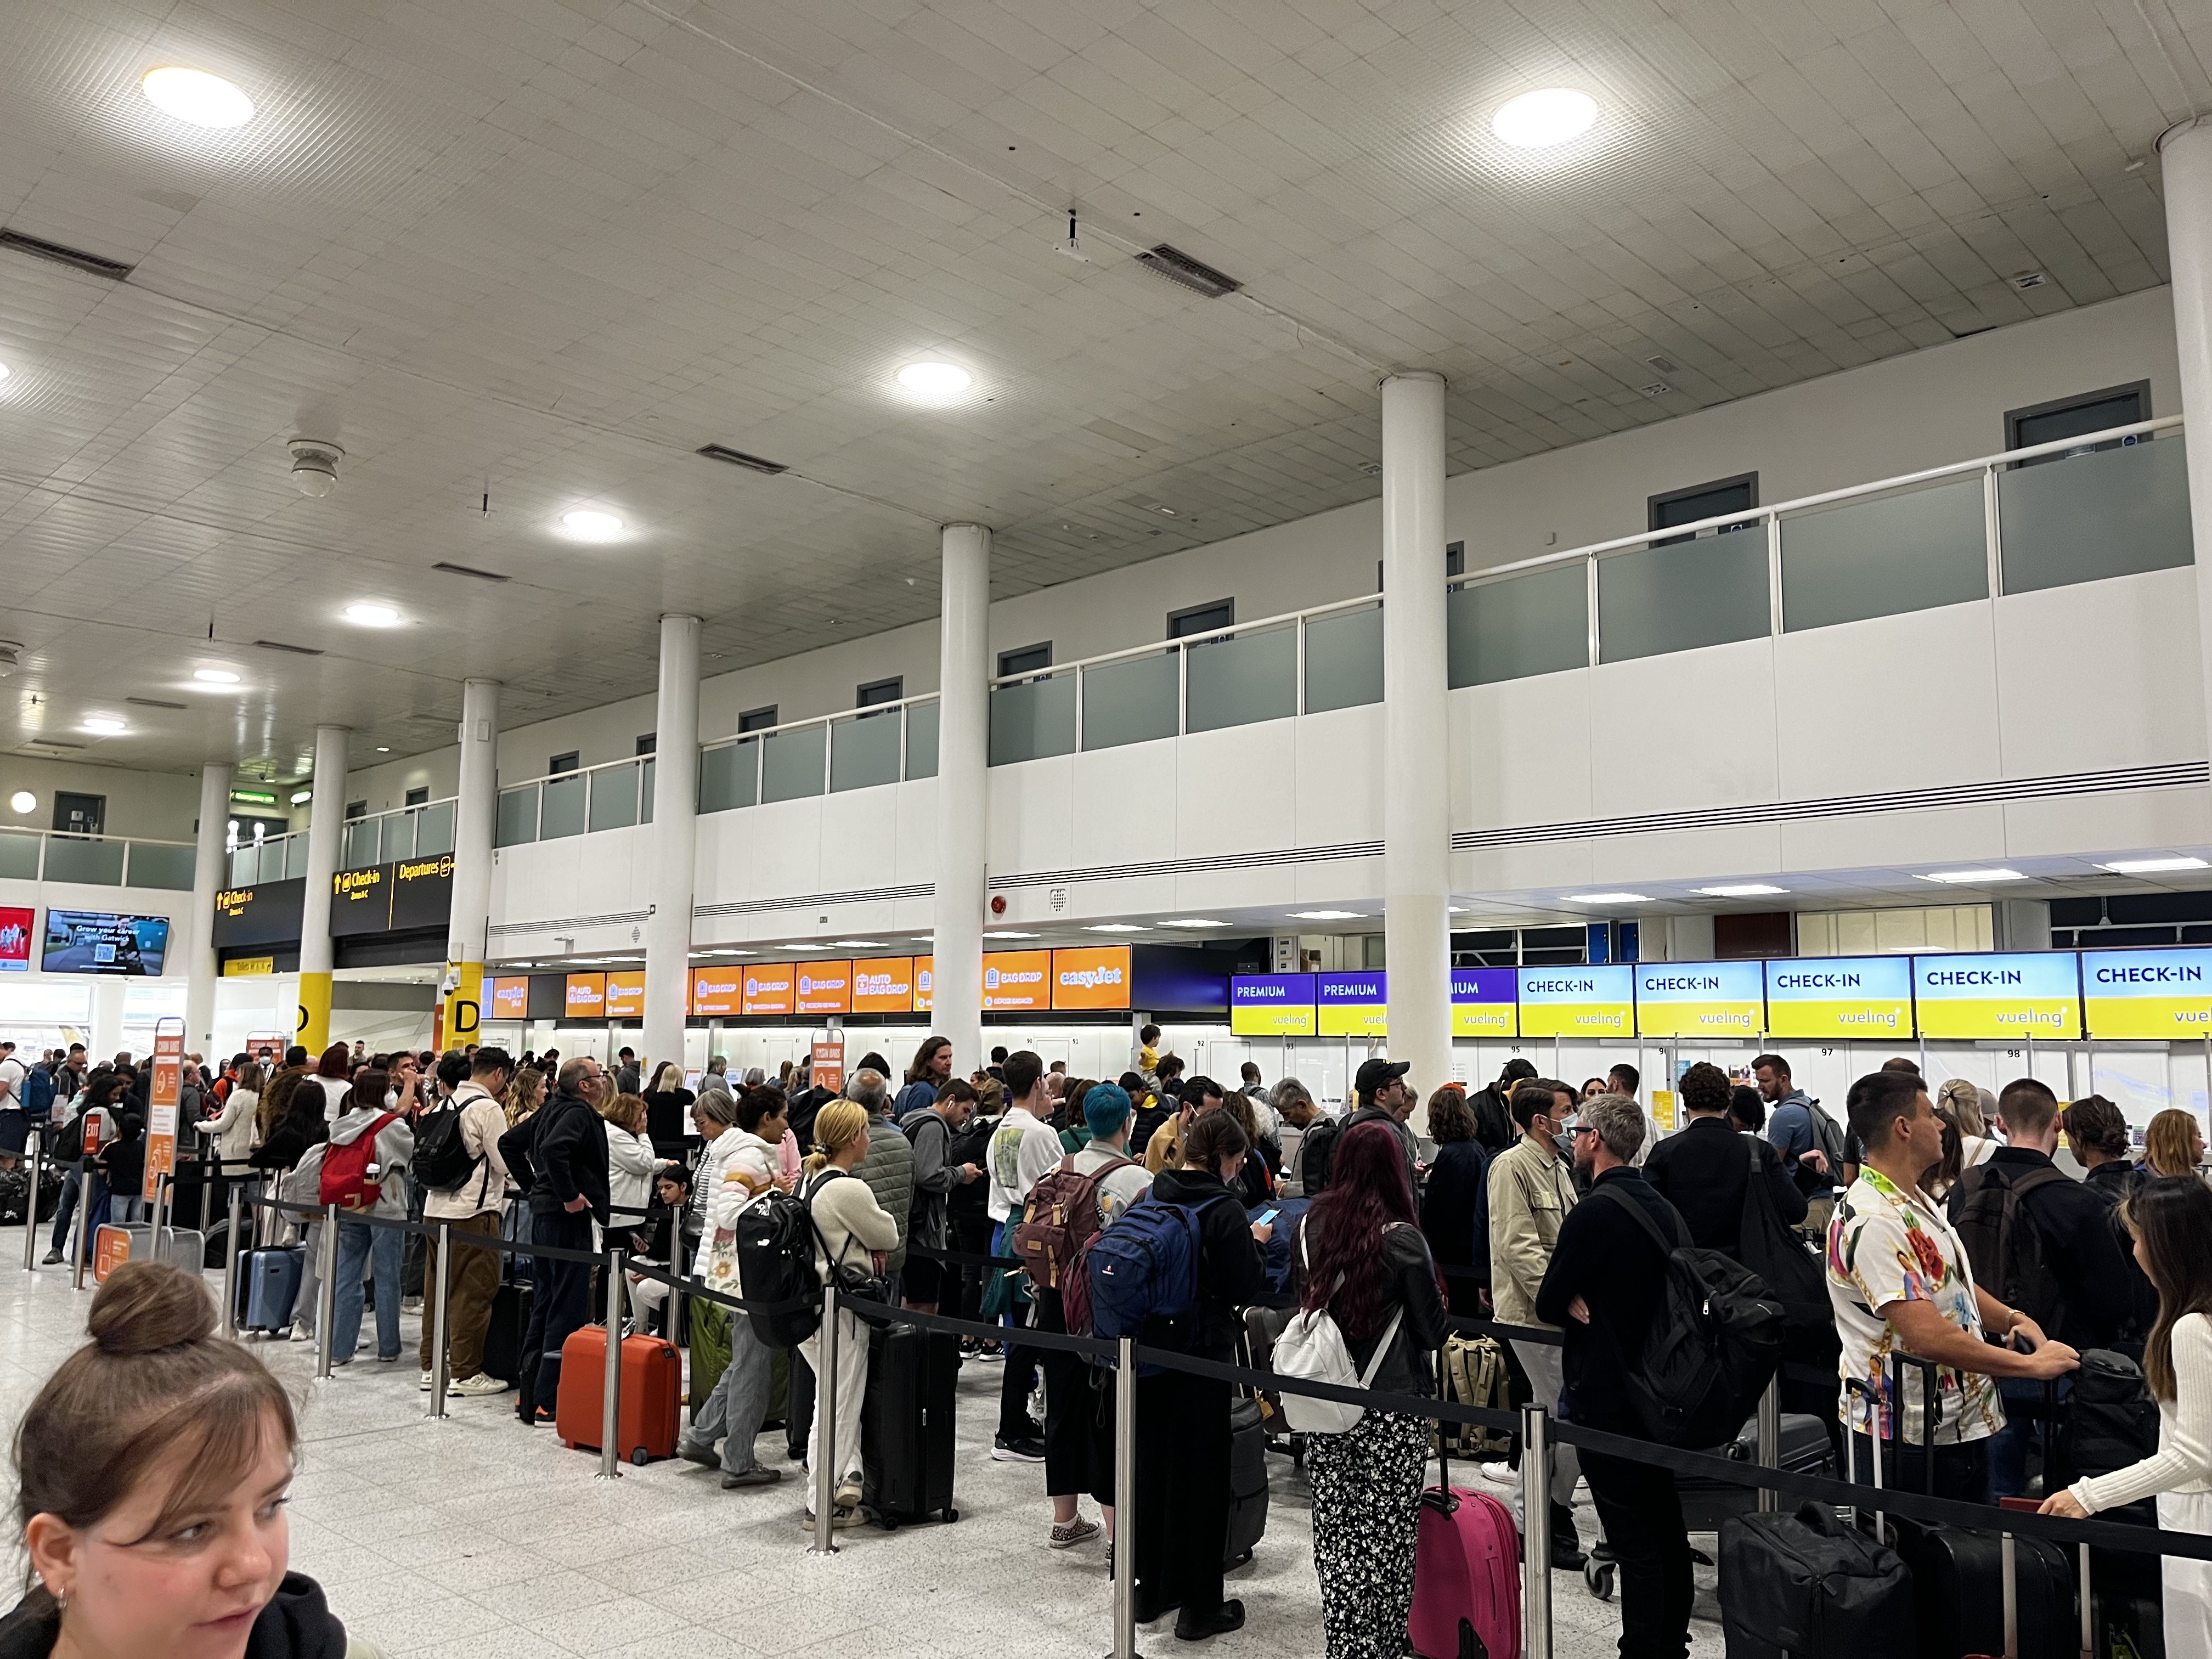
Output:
[631, 1448, 648, 1468]
[943, 1507, 958, 1523]
[1584, 1559, 1615, 1601]
[879, 1516, 899, 1532]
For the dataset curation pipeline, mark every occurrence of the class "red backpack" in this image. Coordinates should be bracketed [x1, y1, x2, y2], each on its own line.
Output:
[319, 1114, 396, 1211]
[1014, 1154, 1137, 1293]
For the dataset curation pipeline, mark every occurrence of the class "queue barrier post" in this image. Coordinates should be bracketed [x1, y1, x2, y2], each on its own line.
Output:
[597, 1246, 624, 1479]
[810, 1279, 839, 1554]
[313, 1202, 339, 1380]
[219, 1177, 245, 1339]
[1756, 1374, 1781, 1515]
[1521, 1403, 1553, 1659]
[426, 1222, 452, 1420]
[69, 1166, 92, 1290]
[1107, 1334, 1139, 1659]
[19, 1128, 39, 1273]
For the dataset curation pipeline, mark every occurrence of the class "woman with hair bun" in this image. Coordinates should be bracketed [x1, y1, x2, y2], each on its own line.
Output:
[2, 1261, 383, 1657]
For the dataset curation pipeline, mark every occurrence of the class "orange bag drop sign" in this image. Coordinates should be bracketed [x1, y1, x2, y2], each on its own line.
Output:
[811, 1041, 845, 1096]
[92, 1225, 133, 1284]
[145, 1020, 183, 1201]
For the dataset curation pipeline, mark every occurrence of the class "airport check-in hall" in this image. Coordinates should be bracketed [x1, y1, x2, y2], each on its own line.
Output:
[4, 4, 2212, 1657]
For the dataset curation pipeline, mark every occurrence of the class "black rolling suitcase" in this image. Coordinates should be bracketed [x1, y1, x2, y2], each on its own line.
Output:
[1680, 1409, 1836, 1532]
[861, 1321, 958, 1527]
[1224, 1396, 1268, 1567]
[482, 1281, 532, 1384]
[1718, 1501, 1912, 1659]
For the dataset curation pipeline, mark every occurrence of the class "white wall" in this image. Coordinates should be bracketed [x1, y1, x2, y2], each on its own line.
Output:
[0, 756, 206, 840]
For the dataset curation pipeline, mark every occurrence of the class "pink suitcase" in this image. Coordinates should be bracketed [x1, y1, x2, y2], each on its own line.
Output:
[1408, 1481, 1521, 1659]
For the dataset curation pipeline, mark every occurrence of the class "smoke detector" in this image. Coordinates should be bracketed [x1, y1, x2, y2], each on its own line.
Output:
[287, 438, 344, 498]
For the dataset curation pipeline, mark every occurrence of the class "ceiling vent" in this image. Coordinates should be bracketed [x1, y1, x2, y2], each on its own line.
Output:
[1135, 244, 1242, 298]
[1640, 381, 1673, 397]
[0, 229, 134, 280]
[253, 639, 324, 656]
[696, 443, 788, 475]
[431, 561, 510, 583]
[125, 696, 186, 710]
[2015, 270, 2047, 290]
[1645, 354, 1679, 375]
[26, 738, 83, 749]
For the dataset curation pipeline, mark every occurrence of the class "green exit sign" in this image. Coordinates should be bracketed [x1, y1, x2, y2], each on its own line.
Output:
[229, 789, 278, 808]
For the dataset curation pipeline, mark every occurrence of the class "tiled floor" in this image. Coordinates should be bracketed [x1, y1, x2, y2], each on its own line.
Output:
[0, 1238, 1727, 1657]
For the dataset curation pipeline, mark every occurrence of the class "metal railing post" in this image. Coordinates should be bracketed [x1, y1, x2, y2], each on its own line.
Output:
[597, 1247, 625, 1478]
[70, 1166, 92, 1289]
[20, 1129, 39, 1271]
[1107, 1335, 1139, 1659]
[426, 1222, 453, 1418]
[219, 1177, 244, 1338]
[1756, 1374, 1781, 1514]
[811, 1279, 839, 1553]
[313, 1202, 339, 1379]
[1521, 1403, 1554, 1659]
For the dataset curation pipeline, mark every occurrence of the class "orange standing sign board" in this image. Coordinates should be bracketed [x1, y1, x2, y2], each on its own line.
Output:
[144, 1019, 183, 1201]
[811, 1040, 846, 1096]
[93, 1226, 133, 1283]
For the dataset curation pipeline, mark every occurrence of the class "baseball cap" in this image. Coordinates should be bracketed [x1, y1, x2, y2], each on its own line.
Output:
[1353, 1057, 1412, 1099]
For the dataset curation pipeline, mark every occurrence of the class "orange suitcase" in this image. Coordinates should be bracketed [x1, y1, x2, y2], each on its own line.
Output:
[555, 1327, 681, 1465]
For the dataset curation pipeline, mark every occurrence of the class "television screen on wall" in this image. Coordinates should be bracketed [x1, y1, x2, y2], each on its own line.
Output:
[42, 911, 170, 977]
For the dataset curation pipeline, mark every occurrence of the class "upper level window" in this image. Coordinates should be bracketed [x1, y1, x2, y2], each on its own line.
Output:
[549, 751, 579, 776]
[345, 799, 366, 820]
[737, 706, 777, 735]
[403, 786, 429, 807]
[857, 677, 902, 707]
[998, 643, 1052, 678]
[2005, 382, 2149, 466]
[635, 733, 656, 756]
[1649, 473, 1757, 546]
[1167, 600, 1234, 642]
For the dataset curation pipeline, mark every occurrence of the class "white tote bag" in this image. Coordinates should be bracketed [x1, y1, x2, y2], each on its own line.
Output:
[1273, 1229, 1404, 1434]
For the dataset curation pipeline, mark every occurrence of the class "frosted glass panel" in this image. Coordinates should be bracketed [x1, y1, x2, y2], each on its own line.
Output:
[1781, 477, 1987, 631]
[697, 742, 758, 813]
[1304, 606, 1383, 712]
[990, 675, 1075, 764]
[539, 775, 586, 840]
[761, 726, 826, 802]
[126, 843, 195, 890]
[588, 763, 639, 831]
[341, 819, 380, 870]
[43, 836, 123, 884]
[640, 759, 655, 825]
[905, 700, 938, 780]
[1447, 566, 1587, 686]
[1999, 433, 2193, 594]
[1598, 525, 1770, 663]
[415, 801, 454, 855]
[286, 836, 311, 879]
[1082, 653, 1178, 751]
[1186, 627, 1294, 732]
[496, 787, 538, 846]
[0, 832, 39, 880]
[831, 711, 901, 792]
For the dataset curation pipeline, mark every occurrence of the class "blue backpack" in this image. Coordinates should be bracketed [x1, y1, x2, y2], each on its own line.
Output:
[1085, 1192, 1229, 1375]
[21, 1067, 54, 1120]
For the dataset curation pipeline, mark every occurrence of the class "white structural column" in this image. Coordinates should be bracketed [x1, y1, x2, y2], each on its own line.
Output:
[645, 616, 701, 1075]
[183, 761, 232, 1053]
[935, 524, 991, 1075]
[296, 724, 349, 1054]
[442, 679, 500, 1050]
[2161, 121, 2212, 775]
[1380, 372, 1453, 1098]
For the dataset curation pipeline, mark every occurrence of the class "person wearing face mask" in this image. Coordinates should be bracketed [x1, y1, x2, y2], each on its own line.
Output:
[1, 1261, 386, 1658]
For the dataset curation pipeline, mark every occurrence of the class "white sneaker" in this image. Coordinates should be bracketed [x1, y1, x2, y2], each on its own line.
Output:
[448, 1373, 509, 1397]
[419, 1370, 435, 1391]
[1480, 1461, 1515, 1485]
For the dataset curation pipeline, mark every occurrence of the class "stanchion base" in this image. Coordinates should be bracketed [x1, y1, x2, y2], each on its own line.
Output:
[592, 1470, 624, 1483]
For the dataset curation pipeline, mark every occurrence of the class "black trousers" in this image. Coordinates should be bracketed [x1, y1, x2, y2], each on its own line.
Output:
[1037, 1296, 1111, 1504]
[1133, 1368, 1230, 1623]
[786, 1344, 813, 1459]
[1581, 1446, 1692, 1659]
[1847, 1430, 1988, 1504]
[949, 1209, 993, 1324]
[522, 1209, 594, 1412]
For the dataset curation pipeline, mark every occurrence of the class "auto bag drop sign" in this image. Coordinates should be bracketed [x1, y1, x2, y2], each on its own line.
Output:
[1912, 951, 2082, 1040]
[1763, 956, 1914, 1039]
[2083, 947, 2212, 1038]
[1515, 964, 1634, 1037]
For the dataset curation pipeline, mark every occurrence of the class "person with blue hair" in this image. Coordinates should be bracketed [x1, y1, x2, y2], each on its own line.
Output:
[1033, 1082, 1154, 1550]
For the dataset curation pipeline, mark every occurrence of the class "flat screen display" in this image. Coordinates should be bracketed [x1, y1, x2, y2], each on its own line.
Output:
[42, 911, 170, 977]
[0, 906, 32, 973]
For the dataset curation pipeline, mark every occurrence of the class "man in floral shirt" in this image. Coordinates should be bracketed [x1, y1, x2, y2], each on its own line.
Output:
[1826, 1068, 2079, 1501]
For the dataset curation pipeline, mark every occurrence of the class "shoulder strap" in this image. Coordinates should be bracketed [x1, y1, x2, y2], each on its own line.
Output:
[1596, 1179, 1683, 1254]
[2010, 1166, 2070, 1200]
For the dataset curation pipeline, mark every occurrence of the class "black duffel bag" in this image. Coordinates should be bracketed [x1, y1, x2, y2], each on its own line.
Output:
[1718, 1501, 1912, 1659]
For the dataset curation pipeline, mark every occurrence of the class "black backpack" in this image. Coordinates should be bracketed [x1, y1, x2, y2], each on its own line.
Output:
[2063, 1348, 2160, 1483]
[1801, 1096, 1848, 1178]
[733, 1185, 824, 1348]
[1300, 1116, 1342, 1195]
[413, 1102, 481, 1193]
[1950, 1163, 2069, 1338]
[1598, 1183, 1786, 1447]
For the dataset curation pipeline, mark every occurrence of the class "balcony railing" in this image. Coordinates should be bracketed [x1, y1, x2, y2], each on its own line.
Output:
[341, 798, 456, 871]
[0, 829, 196, 890]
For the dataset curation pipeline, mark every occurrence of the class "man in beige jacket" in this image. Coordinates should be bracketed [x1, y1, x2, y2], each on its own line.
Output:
[419, 1046, 514, 1397]
[1487, 1075, 1590, 1569]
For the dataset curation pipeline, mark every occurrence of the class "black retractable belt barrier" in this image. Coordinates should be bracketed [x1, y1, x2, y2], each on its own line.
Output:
[245, 1193, 605, 1265]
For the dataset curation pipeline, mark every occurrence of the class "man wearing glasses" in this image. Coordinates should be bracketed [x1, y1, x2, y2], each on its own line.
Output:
[1487, 1074, 1590, 1571]
[501, 1056, 612, 1423]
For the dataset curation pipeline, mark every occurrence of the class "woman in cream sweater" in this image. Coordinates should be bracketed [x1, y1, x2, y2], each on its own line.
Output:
[2042, 1175, 2212, 1656]
[798, 1099, 898, 1530]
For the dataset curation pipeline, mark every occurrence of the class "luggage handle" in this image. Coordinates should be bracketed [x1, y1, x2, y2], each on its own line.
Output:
[1996, 1498, 2093, 1659]
[1425, 1341, 1460, 1515]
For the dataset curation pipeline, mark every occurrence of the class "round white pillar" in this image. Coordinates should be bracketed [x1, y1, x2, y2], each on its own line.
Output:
[443, 679, 500, 1050]
[645, 616, 701, 1077]
[934, 524, 991, 1077]
[2159, 121, 2212, 792]
[297, 725, 348, 1053]
[183, 761, 232, 1053]
[1380, 372, 1453, 1102]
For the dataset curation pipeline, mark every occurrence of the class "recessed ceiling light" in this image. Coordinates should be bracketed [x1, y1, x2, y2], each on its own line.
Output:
[141, 66, 254, 128]
[1160, 918, 1226, 927]
[375, 746, 390, 753]
[8, 792, 33, 815]
[1695, 884, 1790, 898]
[896, 361, 972, 398]
[82, 718, 126, 734]
[1085, 923, 1145, 933]
[289, 790, 312, 805]
[343, 602, 399, 627]
[561, 509, 624, 540]
[1288, 910, 1365, 921]
[910, 935, 935, 943]
[783, 943, 831, 951]
[831, 940, 887, 948]
[1918, 868, 2027, 884]
[193, 668, 240, 684]
[984, 930, 1039, 940]
[2101, 856, 2209, 874]
[1492, 87, 1599, 149]
[0, 363, 10, 382]
[1565, 892, 1649, 904]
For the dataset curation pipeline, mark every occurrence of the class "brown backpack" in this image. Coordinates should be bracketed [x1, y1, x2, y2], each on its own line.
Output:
[1014, 1154, 1137, 1291]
